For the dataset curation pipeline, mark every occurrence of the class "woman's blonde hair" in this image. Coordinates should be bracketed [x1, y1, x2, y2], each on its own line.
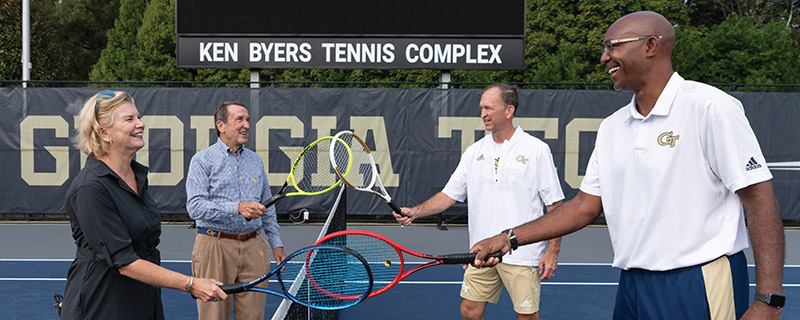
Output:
[73, 91, 134, 158]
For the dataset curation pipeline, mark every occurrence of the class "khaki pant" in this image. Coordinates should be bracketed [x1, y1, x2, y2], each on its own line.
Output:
[192, 232, 271, 320]
[460, 263, 541, 314]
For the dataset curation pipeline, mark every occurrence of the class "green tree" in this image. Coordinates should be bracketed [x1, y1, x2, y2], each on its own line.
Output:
[686, 1, 799, 37]
[0, 0, 67, 84]
[90, 0, 253, 85]
[270, 68, 441, 88]
[674, 14, 800, 91]
[518, 0, 691, 87]
[136, 0, 192, 82]
[49, 0, 120, 80]
[82, 0, 799, 91]
[89, 0, 146, 81]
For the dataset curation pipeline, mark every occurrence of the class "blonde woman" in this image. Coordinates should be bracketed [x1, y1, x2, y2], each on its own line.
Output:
[61, 91, 227, 320]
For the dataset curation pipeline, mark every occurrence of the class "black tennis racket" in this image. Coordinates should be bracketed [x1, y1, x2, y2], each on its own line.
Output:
[315, 230, 503, 298]
[219, 244, 373, 310]
[329, 130, 404, 216]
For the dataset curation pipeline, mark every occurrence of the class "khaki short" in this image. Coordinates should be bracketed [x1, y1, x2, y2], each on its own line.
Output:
[460, 263, 541, 314]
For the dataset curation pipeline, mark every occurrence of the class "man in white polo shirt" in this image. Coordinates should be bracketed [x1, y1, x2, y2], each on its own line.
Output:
[394, 83, 564, 320]
[468, 11, 785, 319]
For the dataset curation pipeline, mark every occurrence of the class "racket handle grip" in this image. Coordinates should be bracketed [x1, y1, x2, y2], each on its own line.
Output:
[262, 194, 281, 209]
[244, 194, 285, 222]
[386, 201, 407, 217]
[441, 251, 503, 264]
[219, 283, 246, 294]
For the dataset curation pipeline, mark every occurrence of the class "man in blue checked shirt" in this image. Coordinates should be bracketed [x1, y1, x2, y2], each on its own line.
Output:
[186, 101, 286, 320]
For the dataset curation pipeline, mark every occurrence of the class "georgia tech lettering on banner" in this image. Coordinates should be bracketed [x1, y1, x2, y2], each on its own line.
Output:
[6, 88, 797, 217]
[20, 115, 600, 191]
[178, 37, 524, 70]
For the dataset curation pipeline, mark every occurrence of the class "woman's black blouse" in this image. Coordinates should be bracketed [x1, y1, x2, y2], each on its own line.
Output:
[61, 157, 164, 320]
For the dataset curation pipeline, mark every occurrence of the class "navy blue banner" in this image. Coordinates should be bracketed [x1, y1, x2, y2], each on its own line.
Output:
[1, 88, 798, 219]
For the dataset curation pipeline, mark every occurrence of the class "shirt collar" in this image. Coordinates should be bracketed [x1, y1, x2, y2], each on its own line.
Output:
[213, 137, 246, 156]
[625, 72, 684, 122]
[488, 126, 523, 145]
[85, 156, 113, 176]
[85, 156, 150, 192]
[510, 126, 524, 143]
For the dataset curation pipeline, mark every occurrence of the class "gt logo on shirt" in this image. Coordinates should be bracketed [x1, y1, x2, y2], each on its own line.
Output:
[515, 155, 529, 164]
[657, 131, 680, 148]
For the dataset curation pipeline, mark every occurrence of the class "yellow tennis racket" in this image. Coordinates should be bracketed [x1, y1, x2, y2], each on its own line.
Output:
[249, 137, 351, 221]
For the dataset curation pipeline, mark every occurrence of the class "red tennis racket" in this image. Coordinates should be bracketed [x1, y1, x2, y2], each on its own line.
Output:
[315, 230, 503, 297]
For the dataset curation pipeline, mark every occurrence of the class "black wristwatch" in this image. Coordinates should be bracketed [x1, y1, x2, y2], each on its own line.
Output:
[754, 292, 785, 309]
[502, 228, 519, 251]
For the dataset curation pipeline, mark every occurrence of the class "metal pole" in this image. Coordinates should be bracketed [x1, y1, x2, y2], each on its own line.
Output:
[250, 69, 260, 88]
[22, 0, 30, 88]
[439, 70, 451, 89]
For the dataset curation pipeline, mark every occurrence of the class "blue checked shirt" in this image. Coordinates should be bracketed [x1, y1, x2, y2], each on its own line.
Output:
[186, 138, 283, 248]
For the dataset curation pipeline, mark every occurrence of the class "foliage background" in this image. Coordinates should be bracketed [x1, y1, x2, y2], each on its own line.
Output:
[1, 0, 798, 90]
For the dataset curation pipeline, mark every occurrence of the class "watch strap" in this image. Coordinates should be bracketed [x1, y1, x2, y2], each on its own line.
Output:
[755, 292, 785, 308]
[502, 228, 519, 252]
[185, 276, 194, 294]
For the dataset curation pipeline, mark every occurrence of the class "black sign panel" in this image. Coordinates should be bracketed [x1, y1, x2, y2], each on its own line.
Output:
[176, 0, 525, 37]
[175, 0, 526, 69]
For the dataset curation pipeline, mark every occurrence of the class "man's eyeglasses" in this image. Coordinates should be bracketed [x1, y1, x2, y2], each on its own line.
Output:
[602, 36, 662, 54]
[94, 91, 116, 119]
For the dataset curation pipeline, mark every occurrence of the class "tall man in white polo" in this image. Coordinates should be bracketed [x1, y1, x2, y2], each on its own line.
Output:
[395, 83, 564, 320]
[469, 11, 785, 319]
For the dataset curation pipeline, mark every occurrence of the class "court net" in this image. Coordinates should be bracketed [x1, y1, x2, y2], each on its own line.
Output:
[273, 185, 347, 320]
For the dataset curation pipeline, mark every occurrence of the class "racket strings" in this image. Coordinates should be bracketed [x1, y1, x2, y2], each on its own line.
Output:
[292, 140, 340, 193]
[281, 247, 371, 308]
[334, 133, 375, 190]
[331, 138, 353, 181]
[320, 234, 401, 293]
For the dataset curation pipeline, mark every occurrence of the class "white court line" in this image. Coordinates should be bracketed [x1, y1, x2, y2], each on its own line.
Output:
[3, 278, 799, 288]
[1, 278, 66, 281]
[0, 259, 73, 262]
[6, 259, 800, 268]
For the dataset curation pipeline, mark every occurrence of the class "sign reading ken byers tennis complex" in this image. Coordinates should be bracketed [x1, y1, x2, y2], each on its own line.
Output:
[176, 0, 525, 70]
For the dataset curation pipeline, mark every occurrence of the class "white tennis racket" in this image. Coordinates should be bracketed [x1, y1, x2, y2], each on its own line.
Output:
[329, 130, 405, 216]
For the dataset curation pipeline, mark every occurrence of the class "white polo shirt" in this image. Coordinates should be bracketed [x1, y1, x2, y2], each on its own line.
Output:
[443, 126, 564, 267]
[580, 73, 773, 271]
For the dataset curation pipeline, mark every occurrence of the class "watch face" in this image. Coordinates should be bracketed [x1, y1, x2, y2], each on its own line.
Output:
[771, 294, 786, 307]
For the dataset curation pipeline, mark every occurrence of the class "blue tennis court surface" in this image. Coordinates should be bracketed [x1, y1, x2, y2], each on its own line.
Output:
[2, 260, 798, 319]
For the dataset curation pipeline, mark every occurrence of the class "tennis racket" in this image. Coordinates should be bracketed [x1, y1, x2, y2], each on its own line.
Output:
[219, 244, 373, 310]
[315, 230, 503, 297]
[248, 136, 352, 221]
[329, 130, 404, 216]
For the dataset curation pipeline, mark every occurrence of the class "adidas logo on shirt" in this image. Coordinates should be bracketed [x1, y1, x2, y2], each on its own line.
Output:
[476, 154, 485, 161]
[745, 157, 762, 171]
[519, 299, 531, 308]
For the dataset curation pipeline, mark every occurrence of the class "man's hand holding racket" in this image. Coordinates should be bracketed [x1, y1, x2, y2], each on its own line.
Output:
[238, 201, 267, 220]
[468, 233, 511, 269]
[393, 207, 417, 226]
[272, 247, 286, 266]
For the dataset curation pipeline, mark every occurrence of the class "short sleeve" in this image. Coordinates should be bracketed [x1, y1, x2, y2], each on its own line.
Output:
[536, 145, 565, 205]
[70, 185, 139, 269]
[703, 99, 772, 192]
[441, 149, 471, 202]
[579, 148, 601, 197]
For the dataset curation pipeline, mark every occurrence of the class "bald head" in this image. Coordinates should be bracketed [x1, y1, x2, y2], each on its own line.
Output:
[607, 11, 676, 55]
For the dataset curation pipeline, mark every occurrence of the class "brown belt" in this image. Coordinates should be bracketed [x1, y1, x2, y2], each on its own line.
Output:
[198, 227, 259, 241]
